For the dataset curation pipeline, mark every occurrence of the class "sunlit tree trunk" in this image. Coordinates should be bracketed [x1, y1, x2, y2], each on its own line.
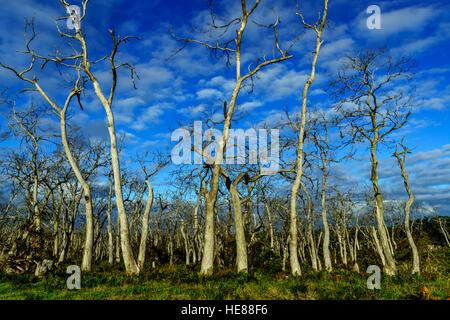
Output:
[230, 181, 248, 273]
[394, 144, 420, 274]
[370, 140, 396, 275]
[60, 106, 94, 271]
[289, 0, 328, 276]
[138, 181, 153, 269]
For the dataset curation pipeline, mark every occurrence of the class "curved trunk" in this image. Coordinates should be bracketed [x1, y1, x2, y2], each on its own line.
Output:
[289, 174, 303, 275]
[289, 0, 328, 275]
[104, 98, 139, 274]
[77, 28, 139, 274]
[60, 108, 94, 272]
[394, 150, 420, 274]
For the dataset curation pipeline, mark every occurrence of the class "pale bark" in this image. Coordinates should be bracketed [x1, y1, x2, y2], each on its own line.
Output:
[200, 2, 249, 276]
[321, 171, 332, 271]
[106, 173, 114, 264]
[193, 192, 202, 264]
[289, 0, 328, 275]
[436, 216, 450, 247]
[138, 181, 153, 269]
[264, 202, 275, 250]
[394, 145, 420, 274]
[371, 225, 386, 267]
[371, 142, 396, 275]
[76, 28, 139, 274]
[60, 107, 94, 272]
[230, 181, 248, 273]
[179, 218, 190, 266]
[185, 0, 293, 275]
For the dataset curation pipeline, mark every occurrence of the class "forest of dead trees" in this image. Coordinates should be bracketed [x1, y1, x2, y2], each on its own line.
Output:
[0, 0, 449, 279]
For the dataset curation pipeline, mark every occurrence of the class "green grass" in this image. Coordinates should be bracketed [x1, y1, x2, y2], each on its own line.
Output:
[0, 260, 448, 300]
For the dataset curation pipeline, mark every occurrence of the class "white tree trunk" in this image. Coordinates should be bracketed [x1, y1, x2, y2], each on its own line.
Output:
[230, 183, 248, 273]
[394, 148, 420, 274]
[138, 181, 153, 269]
[60, 108, 94, 272]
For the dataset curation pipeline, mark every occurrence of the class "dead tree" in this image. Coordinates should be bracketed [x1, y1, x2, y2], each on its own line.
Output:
[137, 153, 168, 269]
[288, 0, 328, 276]
[393, 139, 420, 274]
[0, 22, 98, 270]
[330, 48, 417, 275]
[55, 0, 142, 274]
[171, 0, 295, 275]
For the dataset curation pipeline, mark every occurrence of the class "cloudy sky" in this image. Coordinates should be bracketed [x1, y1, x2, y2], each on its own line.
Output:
[0, 0, 449, 214]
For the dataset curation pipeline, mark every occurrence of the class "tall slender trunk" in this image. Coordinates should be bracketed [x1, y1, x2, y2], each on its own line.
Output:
[53, 219, 59, 258]
[138, 181, 153, 269]
[264, 202, 275, 250]
[352, 228, 360, 272]
[60, 108, 94, 271]
[320, 130, 332, 271]
[321, 170, 332, 271]
[371, 225, 386, 267]
[200, 78, 242, 275]
[193, 193, 201, 264]
[106, 175, 114, 264]
[394, 149, 419, 274]
[289, 0, 328, 275]
[179, 217, 190, 266]
[78, 29, 139, 274]
[32, 170, 40, 232]
[230, 182, 248, 273]
[370, 142, 396, 275]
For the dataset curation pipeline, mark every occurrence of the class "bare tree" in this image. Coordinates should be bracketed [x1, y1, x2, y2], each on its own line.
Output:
[393, 139, 420, 274]
[137, 153, 168, 269]
[288, 0, 328, 276]
[309, 111, 336, 271]
[0, 21, 98, 270]
[7, 103, 55, 233]
[54, 0, 142, 274]
[172, 0, 294, 275]
[330, 48, 416, 275]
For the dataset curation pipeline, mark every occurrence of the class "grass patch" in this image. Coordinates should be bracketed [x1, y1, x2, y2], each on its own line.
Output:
[0, 247, 448, 300]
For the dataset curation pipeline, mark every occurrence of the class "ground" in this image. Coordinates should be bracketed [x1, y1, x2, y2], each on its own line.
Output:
[0, 249, 448, 300]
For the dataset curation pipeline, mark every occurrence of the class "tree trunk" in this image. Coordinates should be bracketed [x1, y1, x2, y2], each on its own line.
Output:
[60, 108, 94, 272]
[289, 0, 328, 275]
[370, 142, 396, 275]
[371, 225, 386, 267]
[78, 30, 139, 274]
[138, 181, 153, 269]
[230, 183, 248, 273]
[394, 149, 420, 274]
[321, 170, 332, 271]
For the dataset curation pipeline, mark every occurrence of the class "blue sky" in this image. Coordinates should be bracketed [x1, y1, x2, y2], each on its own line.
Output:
[0, 0, 449, 214]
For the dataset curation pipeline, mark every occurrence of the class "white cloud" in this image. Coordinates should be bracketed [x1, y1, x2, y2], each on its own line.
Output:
[196, 88, 223, 100]
[130, 103, 173, 130]
[353, 6, 439, 38]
